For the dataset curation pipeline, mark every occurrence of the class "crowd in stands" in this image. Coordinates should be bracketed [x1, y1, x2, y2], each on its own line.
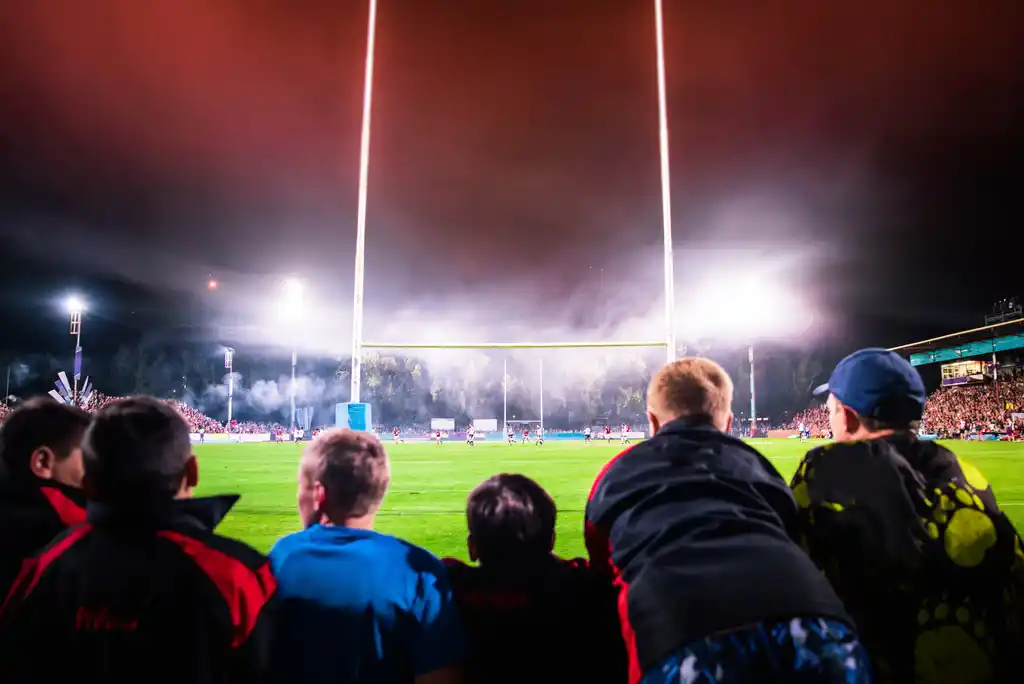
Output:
[785, 376, 1024, 439]
[6, 391, 292, 435]
[920, 376, 1024, 437]
[1, 349, 1022, 683]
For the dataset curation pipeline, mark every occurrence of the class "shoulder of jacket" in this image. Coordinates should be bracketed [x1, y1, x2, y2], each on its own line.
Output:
[161, 526, 270, 573]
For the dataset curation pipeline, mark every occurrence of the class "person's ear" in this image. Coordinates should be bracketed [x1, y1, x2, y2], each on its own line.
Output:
[184, 455, 199, 489]
[842, 404, 862, 436]
[548, 530, 556, 553]
[28, 447, 56, 480]
[724, 412, 734, 433]
[648, 411, 661, 435]
[467, 534, 478, 562]
[313, 481, 328, 522]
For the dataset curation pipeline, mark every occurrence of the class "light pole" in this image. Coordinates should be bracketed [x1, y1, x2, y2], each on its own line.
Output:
[748, 345, 756, 437]
[279, 278, 305, 434]
[224, 347, 235, 427]
[66, 296, 84, 406]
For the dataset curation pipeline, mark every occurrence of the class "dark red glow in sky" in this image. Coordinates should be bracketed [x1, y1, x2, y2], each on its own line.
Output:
[0, 0, 1021, 343]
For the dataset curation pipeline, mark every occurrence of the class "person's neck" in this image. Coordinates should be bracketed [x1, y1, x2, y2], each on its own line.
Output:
[319, 513, 375, 531]
[847, 427, 910, 442]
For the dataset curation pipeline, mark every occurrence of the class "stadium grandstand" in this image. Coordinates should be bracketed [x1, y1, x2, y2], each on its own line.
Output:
[786, 303, 1024, 440]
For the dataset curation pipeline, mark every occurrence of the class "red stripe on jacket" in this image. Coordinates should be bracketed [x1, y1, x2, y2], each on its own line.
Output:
[158, 530, 276, 647]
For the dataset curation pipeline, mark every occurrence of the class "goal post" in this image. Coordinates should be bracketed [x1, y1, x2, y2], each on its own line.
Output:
[347, 0, 679, 405]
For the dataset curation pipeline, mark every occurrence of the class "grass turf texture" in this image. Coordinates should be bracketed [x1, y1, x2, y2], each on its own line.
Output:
[195, 439, 1024, 560]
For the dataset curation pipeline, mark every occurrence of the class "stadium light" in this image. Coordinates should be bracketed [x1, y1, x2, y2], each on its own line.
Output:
[64, 295, 86, 406]
[678, 276, 812, 342]
[678, 274, 814, 437]
[65, 295, 85, 315]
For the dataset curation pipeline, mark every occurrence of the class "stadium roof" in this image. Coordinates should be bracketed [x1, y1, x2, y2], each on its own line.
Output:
[890, 318, 1024, 366]
[890, 318, 1024, 355]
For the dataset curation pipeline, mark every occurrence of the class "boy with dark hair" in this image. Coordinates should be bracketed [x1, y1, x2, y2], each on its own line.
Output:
[0, 396, 276, 683]
[0, 398, 90, 594]
[445, 474, 626, 684]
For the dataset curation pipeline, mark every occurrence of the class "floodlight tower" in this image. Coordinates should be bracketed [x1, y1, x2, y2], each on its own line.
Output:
[224, 347, 235, 427]
[279, 278, 306, 433]
[66, 296, 85, 406]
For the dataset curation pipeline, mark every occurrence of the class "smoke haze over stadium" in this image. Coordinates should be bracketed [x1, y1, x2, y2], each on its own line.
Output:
[0, 0, 1021, 361]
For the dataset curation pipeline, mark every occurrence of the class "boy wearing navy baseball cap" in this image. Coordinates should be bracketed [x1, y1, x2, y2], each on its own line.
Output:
[791, 348, 1024, 684]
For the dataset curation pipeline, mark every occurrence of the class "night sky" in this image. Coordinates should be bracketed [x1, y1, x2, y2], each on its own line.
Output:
[1, 0, 1021, 359]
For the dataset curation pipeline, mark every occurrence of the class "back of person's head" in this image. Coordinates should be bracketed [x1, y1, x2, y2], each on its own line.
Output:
[299, 429, 390, 528]
[466, 474, 556, 564]
[83, 396, 196, 503]
[646, 357, 734, 433]
[816, 347, 927, 442]
[0, 397, 90, 487]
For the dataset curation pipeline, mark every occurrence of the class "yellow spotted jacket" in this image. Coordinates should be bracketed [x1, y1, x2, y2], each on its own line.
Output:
[790, 434, 1024, 684]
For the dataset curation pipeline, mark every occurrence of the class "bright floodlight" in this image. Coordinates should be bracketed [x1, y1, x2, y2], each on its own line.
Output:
[207, 279, 218, 290]
[65, 296, 85, 315]
[278, 277, 306, 318]
[678, 275, 814, 342]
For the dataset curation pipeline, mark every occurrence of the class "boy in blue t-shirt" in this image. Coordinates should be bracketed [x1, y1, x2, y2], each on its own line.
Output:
[268, 429, 466, 684]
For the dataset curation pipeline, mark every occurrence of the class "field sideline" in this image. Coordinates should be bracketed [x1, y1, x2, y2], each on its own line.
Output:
[194, 439, 1024, 560]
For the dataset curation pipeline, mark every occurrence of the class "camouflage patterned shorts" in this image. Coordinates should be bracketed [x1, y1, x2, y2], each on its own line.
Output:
[642, 618, 872, 684]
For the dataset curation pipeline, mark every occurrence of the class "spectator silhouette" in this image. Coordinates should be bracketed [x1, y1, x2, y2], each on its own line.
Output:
[268, 428, 466, 684]
[586, 357, 870, 683]
[444, 474, 627, 683]
[0, 396, 276, 684]
[0, 398, 89, 595]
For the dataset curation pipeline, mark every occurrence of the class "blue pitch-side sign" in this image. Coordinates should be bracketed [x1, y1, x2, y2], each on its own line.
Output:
[909, 333, 1024, 367]
[335, 403, 372, 432]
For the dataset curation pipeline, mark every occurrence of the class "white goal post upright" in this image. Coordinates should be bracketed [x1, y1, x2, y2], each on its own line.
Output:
[539, 359, 543, 434]
[348, 0, 678, 402]
[350, 0, 379, 405]
[654, 0, 677, 364]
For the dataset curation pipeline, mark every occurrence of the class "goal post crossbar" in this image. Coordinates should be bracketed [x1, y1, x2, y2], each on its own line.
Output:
[362, 341, 667, 350]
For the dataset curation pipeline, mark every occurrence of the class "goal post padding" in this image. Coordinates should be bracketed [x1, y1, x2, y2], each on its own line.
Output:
[336, 402, 373, 431]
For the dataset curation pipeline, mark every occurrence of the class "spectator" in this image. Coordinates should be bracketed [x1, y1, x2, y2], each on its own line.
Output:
[444, 474, 626, 684]
[791, 348, 1024, 683]
[0, 397, 276, 683]
[586, 358, 868, 684]
[268, 429, 465, 684]
[0, 398, 90, 594]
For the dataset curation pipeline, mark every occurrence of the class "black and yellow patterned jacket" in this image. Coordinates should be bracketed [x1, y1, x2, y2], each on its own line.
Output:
[790, 434, 1024, 684]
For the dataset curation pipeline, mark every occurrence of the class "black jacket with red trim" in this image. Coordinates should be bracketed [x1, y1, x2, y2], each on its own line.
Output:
[0, 494, 277, 684]
[0, 474, 86, 597]
[443, 554, 627, 684]
[585, 418, 852, 682]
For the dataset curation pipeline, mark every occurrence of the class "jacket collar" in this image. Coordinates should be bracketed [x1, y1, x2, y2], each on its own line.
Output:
[0, 472, 87, 520]
[86, 494, 240, 532]
[655, 416, 721, 436]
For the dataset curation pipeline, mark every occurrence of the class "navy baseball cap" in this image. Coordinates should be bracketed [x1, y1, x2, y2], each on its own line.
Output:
[814, 347, 927, 422]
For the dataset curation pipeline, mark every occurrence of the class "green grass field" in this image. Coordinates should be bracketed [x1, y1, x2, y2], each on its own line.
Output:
[194, 438, 1024, 559]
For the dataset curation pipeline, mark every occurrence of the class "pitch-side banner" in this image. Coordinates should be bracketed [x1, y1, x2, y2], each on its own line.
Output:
[473, 418, 498, 431]
[431, 418, 455, 430]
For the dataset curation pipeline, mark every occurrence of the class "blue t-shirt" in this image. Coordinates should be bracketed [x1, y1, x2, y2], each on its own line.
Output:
[268, 525, 467, 683]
